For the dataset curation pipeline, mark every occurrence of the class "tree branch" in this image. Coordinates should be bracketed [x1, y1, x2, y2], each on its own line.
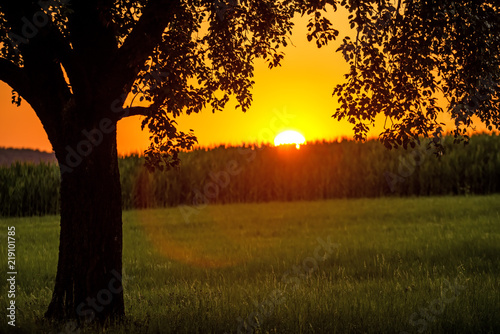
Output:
[115, 106, 152, 121]
[67, 0, 118, 64]
[106, 0, 179, 100]
[0, 58, 31, 98]
[0, 1, 74, 151]
[396, 0, 402, 15]
[0, 0, 73, 104]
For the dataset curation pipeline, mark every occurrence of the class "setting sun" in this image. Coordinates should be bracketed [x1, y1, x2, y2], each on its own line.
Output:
[274, 130, 306, 149]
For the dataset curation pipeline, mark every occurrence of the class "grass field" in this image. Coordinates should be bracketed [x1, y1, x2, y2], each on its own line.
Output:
[0, 195, 499, 333]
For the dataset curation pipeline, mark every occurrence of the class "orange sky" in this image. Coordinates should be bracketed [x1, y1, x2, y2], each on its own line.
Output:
[0, 12, 489, 155]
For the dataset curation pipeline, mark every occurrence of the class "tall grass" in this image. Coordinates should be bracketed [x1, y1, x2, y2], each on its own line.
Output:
[0, 161, 60, 216]
[1, 134, 500, 217]
[119, 134, 500, 208]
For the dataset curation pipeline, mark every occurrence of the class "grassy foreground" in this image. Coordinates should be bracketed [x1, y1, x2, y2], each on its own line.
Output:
[0, 195, 499, 333]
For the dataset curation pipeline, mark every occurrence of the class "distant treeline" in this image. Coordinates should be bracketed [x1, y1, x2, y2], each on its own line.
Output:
[0, 147, 56, 166]
[1, 134, 500, 217]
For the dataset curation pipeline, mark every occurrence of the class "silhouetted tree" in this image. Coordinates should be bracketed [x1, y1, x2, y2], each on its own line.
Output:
[0, 0, 336, 324]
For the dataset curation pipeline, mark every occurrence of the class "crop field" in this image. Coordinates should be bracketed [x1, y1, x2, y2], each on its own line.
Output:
[1, 134, 500, 217]
[0, 195, 499, 333]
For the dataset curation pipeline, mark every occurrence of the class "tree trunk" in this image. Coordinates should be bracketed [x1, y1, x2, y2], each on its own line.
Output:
[45, 123, 124, 324]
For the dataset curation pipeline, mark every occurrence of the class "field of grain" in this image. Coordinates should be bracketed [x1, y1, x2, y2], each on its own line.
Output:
[1, 134, 500, 217]
[0, 195, 498, 333]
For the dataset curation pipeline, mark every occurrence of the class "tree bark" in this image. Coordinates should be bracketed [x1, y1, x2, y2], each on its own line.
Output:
[45, 122, 124, 324]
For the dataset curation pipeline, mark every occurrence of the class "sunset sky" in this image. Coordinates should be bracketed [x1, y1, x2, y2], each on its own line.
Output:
[0, 12, 489, 155]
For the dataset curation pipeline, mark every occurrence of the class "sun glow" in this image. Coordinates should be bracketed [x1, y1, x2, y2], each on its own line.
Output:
[274, 130, 306, 149]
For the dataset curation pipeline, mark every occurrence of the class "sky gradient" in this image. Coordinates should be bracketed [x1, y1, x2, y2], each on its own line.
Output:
[0, 12, 489, 155]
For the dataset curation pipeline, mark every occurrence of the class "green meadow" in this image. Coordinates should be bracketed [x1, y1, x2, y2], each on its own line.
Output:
[0, 195, 499, 333]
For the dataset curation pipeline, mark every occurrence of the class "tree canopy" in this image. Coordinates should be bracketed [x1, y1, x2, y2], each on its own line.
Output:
[334, 0, 500, 150]
[1, 1, 498, 158]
